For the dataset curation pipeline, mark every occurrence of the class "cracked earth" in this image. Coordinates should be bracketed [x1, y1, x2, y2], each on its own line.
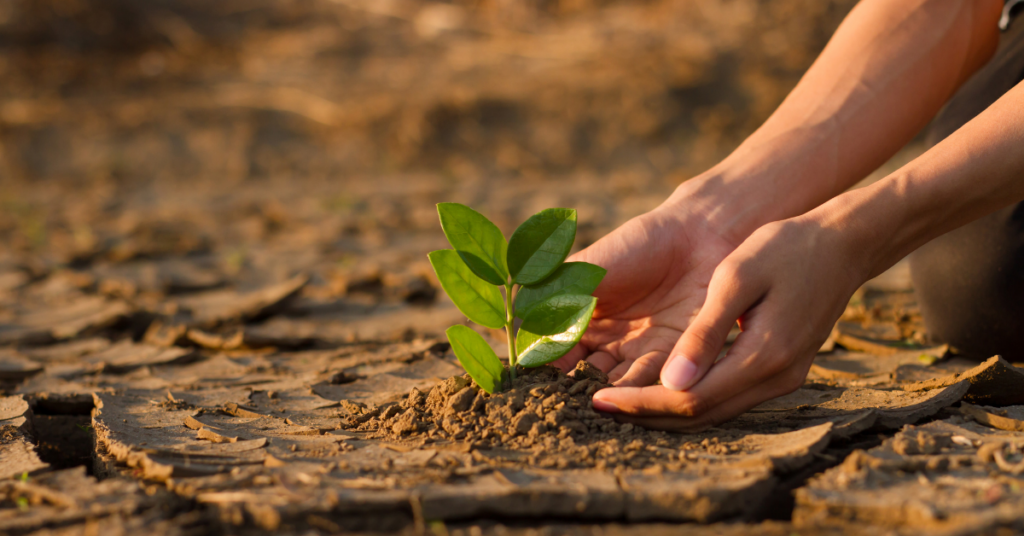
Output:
[5, 1, 1022, 534]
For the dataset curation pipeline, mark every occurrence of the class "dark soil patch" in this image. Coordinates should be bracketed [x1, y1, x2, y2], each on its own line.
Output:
[31, 414, 94, 472]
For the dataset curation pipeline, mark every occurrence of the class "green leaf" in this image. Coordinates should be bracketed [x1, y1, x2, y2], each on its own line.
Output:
[507, 208, 577, 285]
[515, 262, 606, 319]
[516, 294, 597, 368]
[437, 203, 508, 285]
[428, 250, 506, 329]
[446, 325, 504, 394]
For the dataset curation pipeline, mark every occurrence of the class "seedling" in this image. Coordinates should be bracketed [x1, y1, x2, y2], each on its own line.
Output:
[428, 203, 606, 393]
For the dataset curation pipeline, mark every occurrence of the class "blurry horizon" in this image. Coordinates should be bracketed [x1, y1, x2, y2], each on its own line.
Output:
[1, 0, 858, 188]
[0, 0, 872, 296]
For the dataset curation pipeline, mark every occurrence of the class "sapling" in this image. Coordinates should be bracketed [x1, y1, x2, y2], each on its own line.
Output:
[428, 203, 606, 393]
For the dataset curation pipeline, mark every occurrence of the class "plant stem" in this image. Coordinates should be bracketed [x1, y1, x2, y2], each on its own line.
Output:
[504, 283, 517, 383]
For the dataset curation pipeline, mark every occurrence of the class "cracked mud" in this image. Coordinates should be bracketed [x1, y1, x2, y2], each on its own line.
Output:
[4, 1, 1024, 535]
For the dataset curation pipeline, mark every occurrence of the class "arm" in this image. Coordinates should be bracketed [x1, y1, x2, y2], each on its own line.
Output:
[592, 76, 1024, 430]
[839, 80, 1024, 280]
[672, 0, 1002, 246]
[565, 0, 1002, 388]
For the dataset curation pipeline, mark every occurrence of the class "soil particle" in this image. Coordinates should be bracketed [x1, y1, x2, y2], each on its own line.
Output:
[446, 387, 475, 413]
[407, 387, 427, 407]
[392, 409, 422, 435]
[891, 427, 944, 456]
[977, 441, 1005, 464]
[512, 412, 540, 436]
[573, 361, 609, 383]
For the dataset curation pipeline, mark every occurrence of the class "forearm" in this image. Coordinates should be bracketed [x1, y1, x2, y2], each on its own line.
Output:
[668, 0, 1001, 243]
[818, 79, 1024, 279]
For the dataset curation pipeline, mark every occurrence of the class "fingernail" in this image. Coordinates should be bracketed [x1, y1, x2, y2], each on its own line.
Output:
[591, 397, 619, 413]
[662, 355, 698, 391]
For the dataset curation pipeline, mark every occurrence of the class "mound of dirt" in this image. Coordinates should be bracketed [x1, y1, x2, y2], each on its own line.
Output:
[345, 361, 718, 471]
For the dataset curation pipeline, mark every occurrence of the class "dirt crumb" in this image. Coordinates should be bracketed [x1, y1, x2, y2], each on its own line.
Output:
[891, 427, 945, 456]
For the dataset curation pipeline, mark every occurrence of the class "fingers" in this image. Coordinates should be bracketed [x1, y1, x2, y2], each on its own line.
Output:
[592, 361, 813, 434]
[678, 290, 827, 418]
[592, 385, 709, 418]
[583, 219, 852, 431]
[599, 371, 804, 432]
[660, 260, 766, 391]
[593, 299, 814, 424]
[609, 350, 669, 386]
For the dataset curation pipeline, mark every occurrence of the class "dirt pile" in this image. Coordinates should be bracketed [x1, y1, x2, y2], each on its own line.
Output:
[344, 361, 695, 470]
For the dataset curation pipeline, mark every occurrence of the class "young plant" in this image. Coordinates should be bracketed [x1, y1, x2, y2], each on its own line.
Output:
[428, 203, 606, 393]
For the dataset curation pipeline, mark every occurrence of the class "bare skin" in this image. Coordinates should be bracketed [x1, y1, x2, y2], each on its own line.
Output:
[554, 0, 1011, 430]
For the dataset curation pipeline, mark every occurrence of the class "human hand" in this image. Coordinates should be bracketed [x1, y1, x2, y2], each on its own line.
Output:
[551, 182, 742, 387]
[589, 210, 869, 431]
[551, 0, 1005, 431]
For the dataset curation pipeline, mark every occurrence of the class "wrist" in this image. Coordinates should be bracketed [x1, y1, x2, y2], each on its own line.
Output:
[796, 176, 913, 283]
[657, 159, 808, 246]
[654, 172, 749, 247]
[657, 124, 847, 246]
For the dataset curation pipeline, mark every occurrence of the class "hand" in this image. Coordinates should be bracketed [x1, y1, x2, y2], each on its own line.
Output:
[590, 213, 868, 431]
[550, 0, 1005, 431]
[551, 184, 741, 387]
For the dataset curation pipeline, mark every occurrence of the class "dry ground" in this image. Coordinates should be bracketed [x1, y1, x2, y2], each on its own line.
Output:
[5, 1, 1023, 535]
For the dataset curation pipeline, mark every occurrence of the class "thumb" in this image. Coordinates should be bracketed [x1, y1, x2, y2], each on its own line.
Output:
[661, 264, 764, 391]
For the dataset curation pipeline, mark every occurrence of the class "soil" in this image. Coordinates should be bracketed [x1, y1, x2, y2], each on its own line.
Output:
[348, 361, 700, 471]
[795, 415, 1024, 532]
[4, 292, 1023, 536]
[30, 414, 94, 470]
[3, 0, 1022, 534]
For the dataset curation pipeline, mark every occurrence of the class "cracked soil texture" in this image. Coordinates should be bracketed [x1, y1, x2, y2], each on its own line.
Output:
[4, 0, 1022, 534]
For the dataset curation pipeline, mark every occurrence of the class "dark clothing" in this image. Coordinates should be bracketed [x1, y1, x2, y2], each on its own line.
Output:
[909, 11, 1024, 360]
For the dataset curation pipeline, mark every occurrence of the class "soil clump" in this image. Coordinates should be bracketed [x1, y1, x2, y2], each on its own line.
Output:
[348, 361, 713, 471]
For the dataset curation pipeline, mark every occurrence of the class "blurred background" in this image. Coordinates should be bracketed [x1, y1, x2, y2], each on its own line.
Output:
[1, 0, 925, 345]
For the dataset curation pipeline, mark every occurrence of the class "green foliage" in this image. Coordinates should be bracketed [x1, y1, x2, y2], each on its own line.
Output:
[430, 203, 605, 392]
[514, 262, 606, 320]
[436, 203, 509, 285]
[445, 325, 504, 394]
[428, 250, 506, 329]
[516, 294, 597, 367]
[507, 208, 576, 285]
